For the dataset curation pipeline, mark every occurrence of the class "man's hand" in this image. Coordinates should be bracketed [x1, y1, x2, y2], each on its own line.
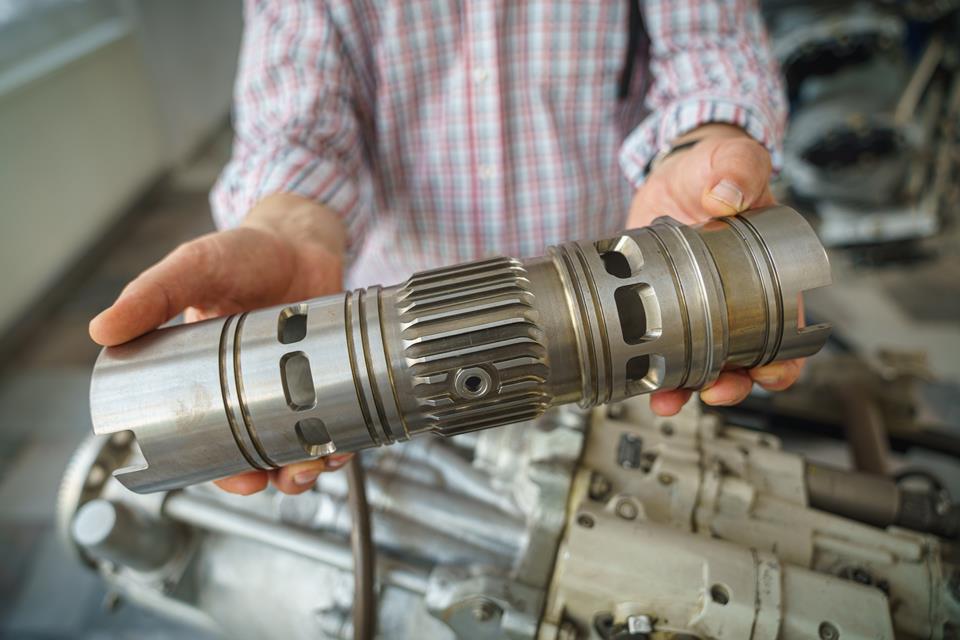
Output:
[626, 124, 803, 417]
[89, 193, 349, 496]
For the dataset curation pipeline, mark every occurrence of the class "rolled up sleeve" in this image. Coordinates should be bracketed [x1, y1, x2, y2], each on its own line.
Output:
[211, 0, 372, 255]
[619, 0, 788, 187]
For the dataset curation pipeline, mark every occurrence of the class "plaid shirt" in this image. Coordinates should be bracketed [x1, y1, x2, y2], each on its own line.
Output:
[211, 0, 786, 288]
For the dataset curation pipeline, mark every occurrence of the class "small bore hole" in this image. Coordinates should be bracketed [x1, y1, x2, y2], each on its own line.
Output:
[710, 584, 730, 606]
[454, 368, 492, 398]
[278, 306, 308, 344]
[577, 514, 595, 528]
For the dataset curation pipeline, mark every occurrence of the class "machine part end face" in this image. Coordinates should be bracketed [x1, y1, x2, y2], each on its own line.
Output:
[735, 205, 833, 362]
[89, 316, 262, 494]
[748, 206, 832, 360]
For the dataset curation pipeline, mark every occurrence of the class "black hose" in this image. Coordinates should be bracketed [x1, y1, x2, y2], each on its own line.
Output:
[618, 0, 643, 100]
[346, 455, 376, 640]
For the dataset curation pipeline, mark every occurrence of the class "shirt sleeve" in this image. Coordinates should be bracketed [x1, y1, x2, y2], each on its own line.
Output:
[210, 0, 372, 255]
[619, 0, 788, 187]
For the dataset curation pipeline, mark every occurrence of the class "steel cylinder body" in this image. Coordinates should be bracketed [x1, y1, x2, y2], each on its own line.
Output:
[91, 205, 831, 493]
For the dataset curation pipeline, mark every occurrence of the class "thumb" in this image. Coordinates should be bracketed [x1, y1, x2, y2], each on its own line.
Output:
[700, 137, 773, 217]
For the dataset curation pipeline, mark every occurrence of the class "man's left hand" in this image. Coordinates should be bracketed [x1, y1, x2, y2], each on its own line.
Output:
[626, 124, 803, 417]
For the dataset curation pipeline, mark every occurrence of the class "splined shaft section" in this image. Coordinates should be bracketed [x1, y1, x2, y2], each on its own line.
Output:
[91, 205, 831, 493]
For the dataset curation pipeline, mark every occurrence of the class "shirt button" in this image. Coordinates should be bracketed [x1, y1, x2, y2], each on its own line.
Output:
[479, 164, 496, 180]
[473, 67, 490, 84]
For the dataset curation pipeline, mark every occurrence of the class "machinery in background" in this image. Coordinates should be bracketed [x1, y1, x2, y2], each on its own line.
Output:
[59, 398, 960, 639]
[763, 0, 960, 246]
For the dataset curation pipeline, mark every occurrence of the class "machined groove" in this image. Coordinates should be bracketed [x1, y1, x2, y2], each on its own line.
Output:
[358, 288, 397, 444]
[573, 244, 614, 405]
[554, 246, 600, 406]
[345, 292, 382, 447]
[663, 223, 717, 389]
[398, 281, 529, 312]
[218, 315, 268, 470]
[378, 289, 411, 441]
[233, 312, 278, 468]
[402, 298, 532, 344]
[647, 227, 694, 389]
[737, 215, 785, 367]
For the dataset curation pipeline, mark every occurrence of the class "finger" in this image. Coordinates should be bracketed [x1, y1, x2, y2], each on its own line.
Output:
[650, 389, 693, 416]
[749, 358, 803, 392]
[214, 470, 270, 495]
[272, 454, 353, 495]
[626, 175, 692, 229]
[183, 307, 213, 323]
[699, 137, 773, 217]
[89, 235, 228, 346]
[90, 228, 305, 347]
[700, 370, 754, 406]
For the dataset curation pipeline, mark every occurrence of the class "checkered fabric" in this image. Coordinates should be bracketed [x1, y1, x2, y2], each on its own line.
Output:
[211, 0, 786, 288]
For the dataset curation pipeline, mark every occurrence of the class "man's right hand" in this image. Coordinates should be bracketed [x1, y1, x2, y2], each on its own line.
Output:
[89, 193, 348, 496]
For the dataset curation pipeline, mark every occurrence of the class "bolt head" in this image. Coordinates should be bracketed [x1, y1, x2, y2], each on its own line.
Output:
[818, 621, 839, 640]
[615, 499, 639, 520]
[626, 614, 653, 634]
[472, 599, 501, 622]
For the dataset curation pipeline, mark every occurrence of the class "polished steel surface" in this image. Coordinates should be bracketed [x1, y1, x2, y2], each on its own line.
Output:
[90, 205, 832, 493]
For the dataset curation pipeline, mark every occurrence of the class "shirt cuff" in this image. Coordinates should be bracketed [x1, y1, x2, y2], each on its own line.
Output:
[618, 97, 784, 188]
[210, 144, 370, 258]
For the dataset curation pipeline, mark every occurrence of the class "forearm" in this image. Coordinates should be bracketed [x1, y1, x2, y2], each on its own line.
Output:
[671, 123, 751, 145]
[620, 0, 786, 186]
[242, 193, 347, 259]
[210, 2, 370, 256]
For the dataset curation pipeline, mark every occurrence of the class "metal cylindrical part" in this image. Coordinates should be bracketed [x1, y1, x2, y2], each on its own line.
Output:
[91, 205, 832, 493]
[72, 499, 181, 571]
[162, 492, 430, 594]
[317, 469, 526, 555]
[839, 385, 890, 475]
[805, 463, 900, 528]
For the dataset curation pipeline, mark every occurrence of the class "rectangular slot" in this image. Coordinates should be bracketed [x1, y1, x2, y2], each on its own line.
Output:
[280, 351, 316, 411]
[615, 283, 662, 344]
[295, 418, 336, 457]
[278, 305, 308, 344]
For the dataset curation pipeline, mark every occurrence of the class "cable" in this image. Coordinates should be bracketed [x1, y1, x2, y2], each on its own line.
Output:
[346, 454, 376, 640]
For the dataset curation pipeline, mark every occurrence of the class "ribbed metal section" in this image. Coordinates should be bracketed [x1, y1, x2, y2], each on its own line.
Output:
[397, 257, 551, 435]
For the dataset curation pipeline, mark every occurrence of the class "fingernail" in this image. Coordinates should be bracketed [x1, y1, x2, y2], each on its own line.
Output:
[700, 389, 738, 406]
[708, 179, 744, 211]
[293, 470, 321, 486]
[752, 364, 785, 386]
[325, 456, 350, 470]
[699, 387, 722, 404]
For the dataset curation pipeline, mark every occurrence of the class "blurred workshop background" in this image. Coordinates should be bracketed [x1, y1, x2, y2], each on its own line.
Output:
[0, 0, 958, 638]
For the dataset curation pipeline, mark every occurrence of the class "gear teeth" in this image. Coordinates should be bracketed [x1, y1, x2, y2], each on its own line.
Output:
[397, 257, 551, 435]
